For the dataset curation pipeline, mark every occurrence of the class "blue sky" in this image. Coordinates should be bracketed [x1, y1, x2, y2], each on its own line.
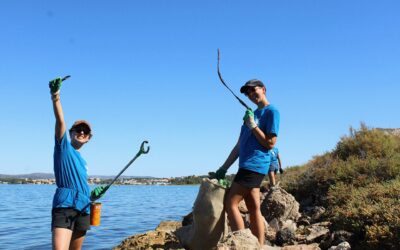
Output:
[1, 1, 399, 178]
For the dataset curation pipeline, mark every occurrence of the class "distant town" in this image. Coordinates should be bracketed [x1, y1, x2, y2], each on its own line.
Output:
[0, 173, 208, 185]
[0, 177, 171, 185]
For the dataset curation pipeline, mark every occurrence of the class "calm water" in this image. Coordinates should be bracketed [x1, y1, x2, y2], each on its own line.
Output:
[0, 184, 199, 250]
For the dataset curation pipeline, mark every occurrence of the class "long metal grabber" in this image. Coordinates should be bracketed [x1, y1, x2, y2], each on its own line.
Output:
[80, 141, 149, 212]
[100, 141, 150, 195]
[217, 49, 250, 110]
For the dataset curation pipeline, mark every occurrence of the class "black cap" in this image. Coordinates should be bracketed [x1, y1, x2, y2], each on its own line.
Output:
[240, 79, 265, 93]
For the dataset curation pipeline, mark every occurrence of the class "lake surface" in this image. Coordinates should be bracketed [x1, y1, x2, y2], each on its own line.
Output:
[0, 184, 199, 250]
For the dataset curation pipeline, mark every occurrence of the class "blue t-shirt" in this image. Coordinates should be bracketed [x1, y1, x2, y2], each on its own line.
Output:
[52, 132, 91, 214]
[239, 105, 280, 174]
[270, 147, 279, 166]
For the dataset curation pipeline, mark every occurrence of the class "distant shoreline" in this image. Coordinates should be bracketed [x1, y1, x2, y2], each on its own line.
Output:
[0, 173, 211, 185]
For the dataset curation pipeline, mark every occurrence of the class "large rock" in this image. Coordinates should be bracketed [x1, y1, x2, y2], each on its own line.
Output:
[156, 221, 182, 232]
[319, 230, 353, 249]
[113, 221, 183, 250]
[217, 229, 260, 250]
[261, 187, 301, 224]
[281, 244, 321, 250]
[305, 222, 330, 243]
[261, 244, 321, 250]
[328, 241, 351, 250]
[302, 206, 326, 223]
[276, 228, 297, 246]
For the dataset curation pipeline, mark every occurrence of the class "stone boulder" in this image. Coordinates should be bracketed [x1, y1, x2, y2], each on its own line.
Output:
[217, 229, 260, 250]
[328, 241, 351, 250]
[261, 187, 301, 224]
[281, 244, 321, 250]
[304, 222, 330, 243]
[113, 221, 183, 250]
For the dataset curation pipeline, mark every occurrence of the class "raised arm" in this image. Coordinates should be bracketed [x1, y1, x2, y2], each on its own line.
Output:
[49, 78, 66, 140]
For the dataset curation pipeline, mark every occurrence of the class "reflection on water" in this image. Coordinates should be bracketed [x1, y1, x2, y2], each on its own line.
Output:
[0, 184, 198, 250]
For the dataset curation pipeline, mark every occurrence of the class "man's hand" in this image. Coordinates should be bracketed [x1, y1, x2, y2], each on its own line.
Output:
[90, 186, 107, 201]
[243, 109, 257, 130]
[49, 77, 63, 95]
[279, 168, 284, 174]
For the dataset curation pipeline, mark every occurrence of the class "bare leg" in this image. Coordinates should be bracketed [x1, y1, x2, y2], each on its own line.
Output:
[69, 230, 86, 250]
[244, 188, 265, 245]
[268, 171, 276, 186]
[52, 228, 73, 250]
[225, 182, 250, 231]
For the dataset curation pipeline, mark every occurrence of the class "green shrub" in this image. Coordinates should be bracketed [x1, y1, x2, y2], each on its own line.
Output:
[281, 124, 400, 249]
[334, 124, 400, 161]
[328, 179, 400, 250]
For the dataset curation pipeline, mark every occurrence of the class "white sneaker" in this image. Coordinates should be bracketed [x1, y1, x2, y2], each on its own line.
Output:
[270, 186, 278, 191]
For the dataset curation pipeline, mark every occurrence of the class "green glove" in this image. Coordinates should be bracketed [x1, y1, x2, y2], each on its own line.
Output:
[90, 186, 107, 201]
[243, 108, 257, 130]
[218, 178, 230, 188]
[49, 77, 63, 94]
[243, 108, 254, 120]
[215, 168, 227, 180]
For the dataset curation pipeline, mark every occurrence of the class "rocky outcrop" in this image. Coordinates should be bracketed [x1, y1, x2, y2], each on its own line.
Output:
[112, 221, 183, 250]
[114, 182, 350, 250]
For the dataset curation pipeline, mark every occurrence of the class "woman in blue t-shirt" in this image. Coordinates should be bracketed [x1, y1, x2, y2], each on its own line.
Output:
[214, 79, 280, 245]
[49, 77, 104, 250]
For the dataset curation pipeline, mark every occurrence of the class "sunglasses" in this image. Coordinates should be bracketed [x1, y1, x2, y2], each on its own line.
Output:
[72, 125, 91, 135]
[245, 86, 260, 96]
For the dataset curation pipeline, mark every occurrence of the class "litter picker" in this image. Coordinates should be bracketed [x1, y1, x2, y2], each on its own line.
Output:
[82, 141, 150, 226]
[94, 140, 150, 200]
[217, 49, 250, 110]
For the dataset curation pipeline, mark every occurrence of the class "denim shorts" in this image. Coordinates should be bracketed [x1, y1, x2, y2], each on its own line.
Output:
[52, 208, 90, 232]
[233, 168, 265, 188]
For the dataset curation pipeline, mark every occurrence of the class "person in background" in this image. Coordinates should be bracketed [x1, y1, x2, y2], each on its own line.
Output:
[49, 77, 104, 250]
[268, 147, 283, 190]
[214, 79, 280, 245]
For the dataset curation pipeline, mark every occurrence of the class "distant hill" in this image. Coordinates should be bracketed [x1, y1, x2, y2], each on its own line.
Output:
[0, 173, 54, 179]
[0, 173, 156, 179]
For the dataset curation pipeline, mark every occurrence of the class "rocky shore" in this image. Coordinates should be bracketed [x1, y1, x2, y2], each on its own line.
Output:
[112, 181, 351, 250]
[110, 126, 400, 250]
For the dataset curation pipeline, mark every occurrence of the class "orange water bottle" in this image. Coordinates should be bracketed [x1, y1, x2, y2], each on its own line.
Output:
[90, 202, 102, 226]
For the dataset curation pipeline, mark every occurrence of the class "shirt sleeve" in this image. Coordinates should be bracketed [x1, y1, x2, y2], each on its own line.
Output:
[265, 108, 280, 136]
[55, 132, 69, 152]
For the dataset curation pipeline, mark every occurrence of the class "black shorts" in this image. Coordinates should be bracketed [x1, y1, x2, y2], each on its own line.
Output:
[233, 168, 265, 188]
[52, 208, 90, 232]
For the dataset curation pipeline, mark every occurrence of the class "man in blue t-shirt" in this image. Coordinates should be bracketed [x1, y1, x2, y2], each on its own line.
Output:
[213, 79, 280, 245]
[49, 77, 104, 250]
[268, 147, 283, 190]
